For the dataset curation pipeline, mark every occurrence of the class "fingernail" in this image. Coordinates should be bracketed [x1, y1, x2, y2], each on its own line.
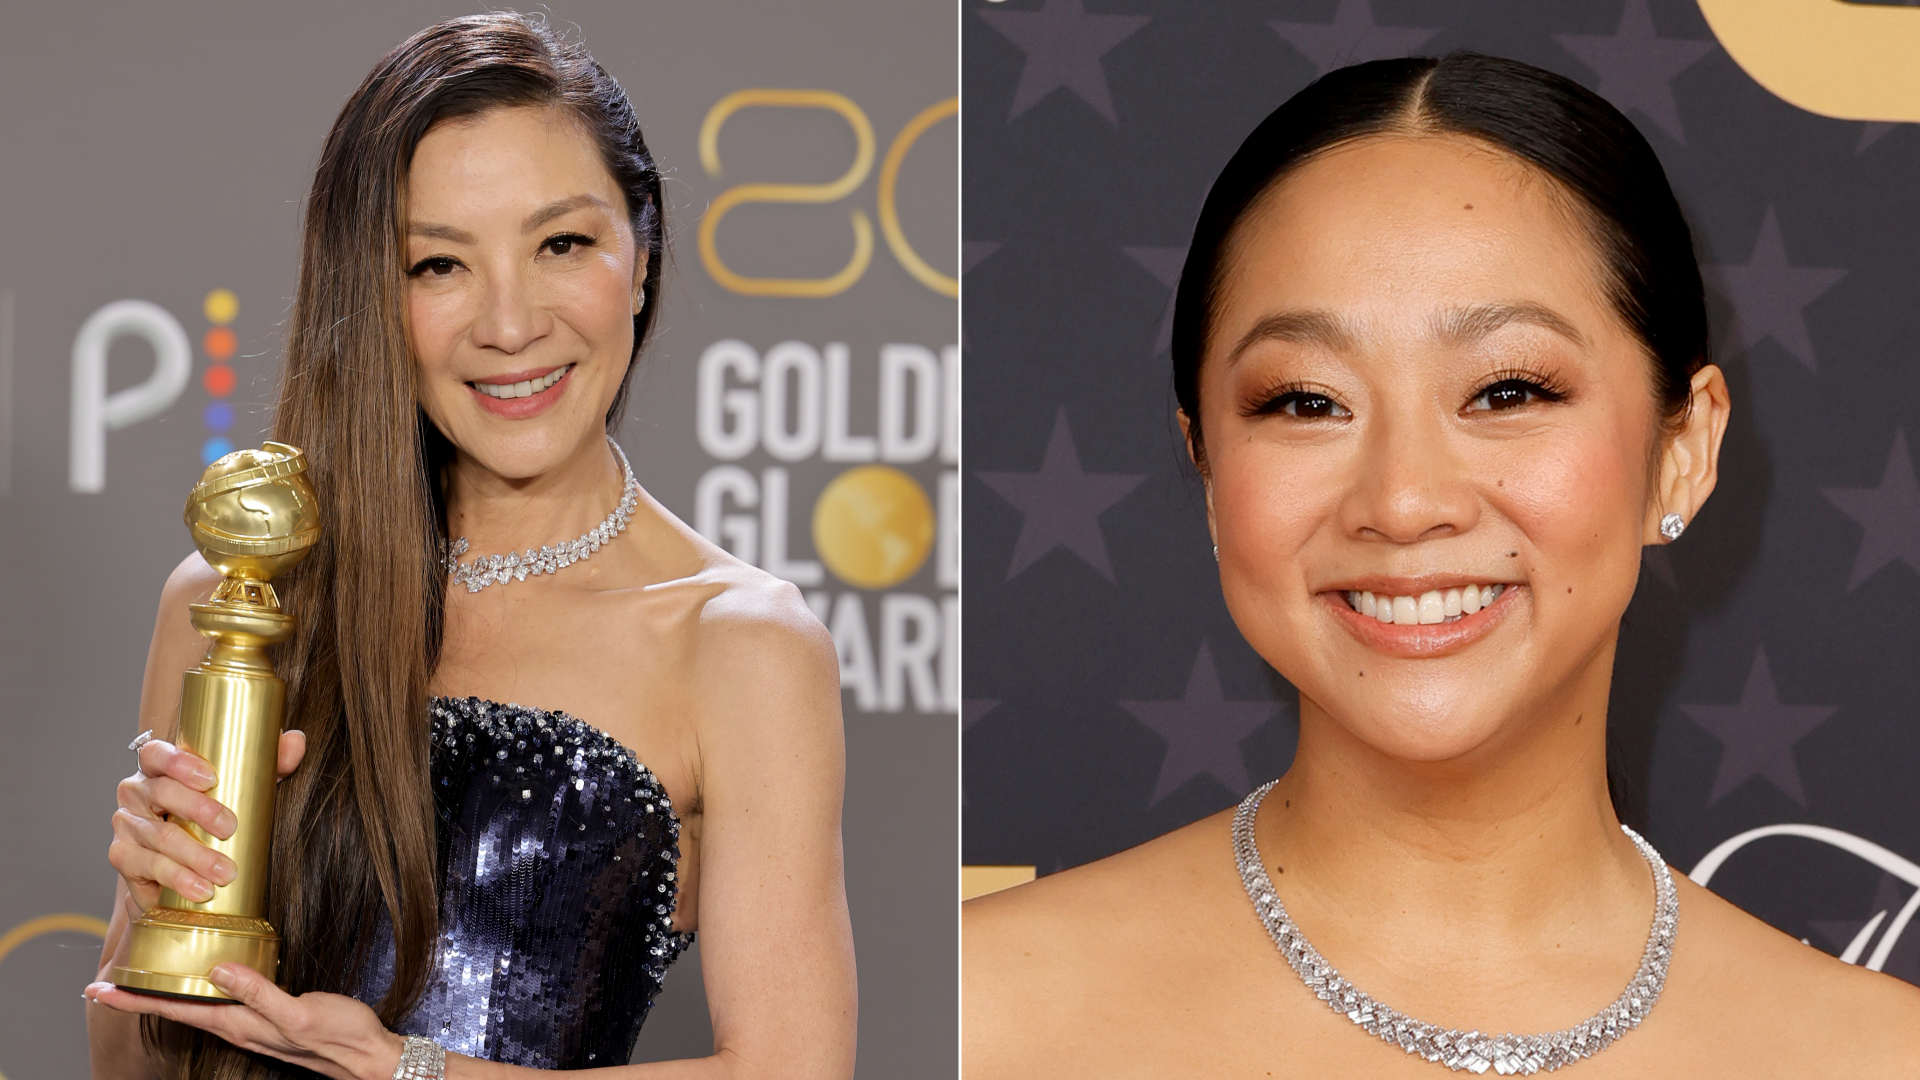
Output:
[209, 965, 235, 989]
[190, 768, 216, 788]
[189, 880, 214, 902]
[214, 859, 236, 885]
[215, 811, 237, 837]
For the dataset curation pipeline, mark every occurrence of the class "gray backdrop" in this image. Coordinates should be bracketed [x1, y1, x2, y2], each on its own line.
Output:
[0, 2, 955, 1076]
[963, 0, 1920, 990]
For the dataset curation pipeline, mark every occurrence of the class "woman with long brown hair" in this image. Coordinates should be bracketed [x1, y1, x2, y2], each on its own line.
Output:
[83, 13, 855, 1079]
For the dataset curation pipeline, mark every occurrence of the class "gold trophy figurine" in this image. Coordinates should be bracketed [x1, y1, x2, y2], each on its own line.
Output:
[112, 442, 319, 1001]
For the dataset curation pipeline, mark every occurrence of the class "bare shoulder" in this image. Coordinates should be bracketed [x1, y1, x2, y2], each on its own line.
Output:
[157, 550, 220, 627]
[964, 812, 1238, 1066]
[1667, 874, 1920, 1070]
[627, 487, 834, 669]
[625, 501, 839, 746]
[138, 551, 222, 734]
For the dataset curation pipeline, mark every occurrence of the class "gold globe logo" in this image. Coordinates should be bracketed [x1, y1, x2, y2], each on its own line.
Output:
[812, 465, 934, 589]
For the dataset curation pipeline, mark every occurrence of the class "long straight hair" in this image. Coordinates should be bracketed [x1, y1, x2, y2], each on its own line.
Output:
[147, 13, 662, 1077]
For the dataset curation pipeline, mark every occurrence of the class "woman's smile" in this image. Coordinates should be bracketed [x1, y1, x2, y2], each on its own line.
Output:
[1322, 579, 1521, 658]
[466, 362, 575, 418]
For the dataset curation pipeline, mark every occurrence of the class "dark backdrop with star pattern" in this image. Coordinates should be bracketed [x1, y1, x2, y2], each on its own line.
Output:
[962, 0, 1920, 986]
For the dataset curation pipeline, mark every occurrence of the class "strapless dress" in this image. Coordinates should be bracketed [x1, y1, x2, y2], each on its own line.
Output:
[353, 696, 692, 1067]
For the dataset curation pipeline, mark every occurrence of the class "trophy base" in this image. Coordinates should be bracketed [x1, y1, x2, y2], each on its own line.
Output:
[110, 908, 280, 1003]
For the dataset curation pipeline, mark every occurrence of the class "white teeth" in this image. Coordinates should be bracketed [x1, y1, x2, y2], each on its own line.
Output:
[1346, 583, 1509, 626]
[473, 364, 571, 399]
[1417, 591, 1444, 624]
[1392, 596, 1418, 625]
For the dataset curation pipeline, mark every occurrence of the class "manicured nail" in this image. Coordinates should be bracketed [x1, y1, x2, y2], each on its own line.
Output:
[209, 965, 236, 990]
[213, 859, 236, 886]
[190, 767, 216, 788]
[214, 810, 237, 837]
[188, 880, 214, 901]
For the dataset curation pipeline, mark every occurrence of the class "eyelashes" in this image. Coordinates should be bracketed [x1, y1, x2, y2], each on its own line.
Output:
[1239, 366, 1572, 420]
[408, 255, 459, 278]
[1464, 367, 1571, 412]
[405, 233, 602, 278]
[1242, 382, 1350, 419]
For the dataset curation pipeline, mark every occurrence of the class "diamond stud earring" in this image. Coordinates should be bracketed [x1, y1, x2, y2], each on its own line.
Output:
[1659, 512, 1686, 541]
[1212, 543, 1219, 563]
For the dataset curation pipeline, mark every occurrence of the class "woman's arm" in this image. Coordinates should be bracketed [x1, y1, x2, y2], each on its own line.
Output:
[670, 577, 857, 1080]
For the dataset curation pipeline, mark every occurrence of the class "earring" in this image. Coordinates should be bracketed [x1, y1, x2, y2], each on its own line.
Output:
[1659, 512, 1686, 541]
[1212, 543, 1219, 562]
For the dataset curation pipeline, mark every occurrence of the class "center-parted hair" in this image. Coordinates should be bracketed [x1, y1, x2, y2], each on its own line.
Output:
[1170, 53, 1708, 467]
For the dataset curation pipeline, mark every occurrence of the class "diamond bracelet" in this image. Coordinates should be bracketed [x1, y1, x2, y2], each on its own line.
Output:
[391, 1035, 445, 1080]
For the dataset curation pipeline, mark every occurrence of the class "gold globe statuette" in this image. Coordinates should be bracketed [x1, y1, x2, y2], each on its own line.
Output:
[111, 442, 319, 1001]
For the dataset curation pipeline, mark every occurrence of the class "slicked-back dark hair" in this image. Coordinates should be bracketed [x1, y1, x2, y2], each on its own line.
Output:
[1171, 52, 1707, 467]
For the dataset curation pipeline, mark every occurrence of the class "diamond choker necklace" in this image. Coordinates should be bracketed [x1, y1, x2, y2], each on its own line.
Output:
[1232, 780, 1678, 1075]
[444, 436, 640, 594]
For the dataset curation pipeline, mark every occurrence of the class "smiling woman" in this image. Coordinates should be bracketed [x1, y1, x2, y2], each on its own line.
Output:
[962, 54, 1920, 1077]
[81, 12, 854, 1080]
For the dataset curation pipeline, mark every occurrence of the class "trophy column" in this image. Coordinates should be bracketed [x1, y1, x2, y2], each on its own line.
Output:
[112, 442, 319, 1002]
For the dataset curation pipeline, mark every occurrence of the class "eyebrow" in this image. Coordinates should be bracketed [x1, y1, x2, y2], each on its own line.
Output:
[1226, 309, 1359, 364]
[1432, 302, 1587, 349]
[406, 195, 613, 245]
[520, 194, 611, 233]
[1226, 301, 1587, 364]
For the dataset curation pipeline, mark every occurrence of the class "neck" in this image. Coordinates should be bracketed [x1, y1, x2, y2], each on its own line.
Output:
[444, 433, 626, 558]
[1260, 649, 1648, 956]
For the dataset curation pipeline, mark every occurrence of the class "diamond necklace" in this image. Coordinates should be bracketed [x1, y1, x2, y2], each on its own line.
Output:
[444, 436, 640, 594]
[1233, 780, 1678, 1075]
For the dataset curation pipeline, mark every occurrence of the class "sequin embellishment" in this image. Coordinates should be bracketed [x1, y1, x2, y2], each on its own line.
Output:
[354, 697, 691, 1067]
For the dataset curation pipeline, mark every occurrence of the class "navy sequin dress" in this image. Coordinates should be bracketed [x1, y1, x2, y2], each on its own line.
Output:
[354, 697, 692, 1068]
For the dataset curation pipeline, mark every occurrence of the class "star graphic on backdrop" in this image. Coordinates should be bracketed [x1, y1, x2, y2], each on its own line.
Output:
[1122, 641, 1279, 805]
[1552, 0, 1714, 145]
[978, 410, 1147, 581]
[963, 241, 1002, 276]
[1122, 246, 1184, 355]
[1680, 646, 1838, 806]
[1704, 206, 1846, 372]
[977, 0, 1149, 125]
[962, 700, 1002, 806]
[1812, 874, 1911, 960]
[1822, 430, 1920, 590]
[1858, 122, 1900, 154]
[964, 698, 1001, 730]
[1268, 0, 1438, 79]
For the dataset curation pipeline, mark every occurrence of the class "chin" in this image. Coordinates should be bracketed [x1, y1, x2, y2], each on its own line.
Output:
[1305, 675, 1525, 765]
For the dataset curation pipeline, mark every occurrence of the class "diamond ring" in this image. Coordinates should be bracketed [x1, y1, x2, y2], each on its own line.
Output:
[128, 729, 156, 773]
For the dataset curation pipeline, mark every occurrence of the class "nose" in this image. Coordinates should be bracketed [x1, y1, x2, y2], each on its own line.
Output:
[1340, 406, 1479, 544]
[468, 262, 551, 355]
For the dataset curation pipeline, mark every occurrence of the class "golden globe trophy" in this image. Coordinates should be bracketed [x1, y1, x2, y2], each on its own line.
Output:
[112, 442, 319, 1001]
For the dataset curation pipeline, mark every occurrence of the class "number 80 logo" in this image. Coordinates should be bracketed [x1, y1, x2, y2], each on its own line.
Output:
[698, 90, 957, 299]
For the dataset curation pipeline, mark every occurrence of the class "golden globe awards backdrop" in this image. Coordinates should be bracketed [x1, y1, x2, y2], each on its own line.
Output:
[0, 2, 954, 1075]
[963, 0, 1920, 985]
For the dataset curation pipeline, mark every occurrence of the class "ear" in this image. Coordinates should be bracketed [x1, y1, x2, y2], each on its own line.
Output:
[1177, 409, 1217, 543]
[1646, 363, 1731, 544]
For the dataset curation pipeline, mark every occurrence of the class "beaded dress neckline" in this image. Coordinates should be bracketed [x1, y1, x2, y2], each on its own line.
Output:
[355, 695, 691, 1068]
